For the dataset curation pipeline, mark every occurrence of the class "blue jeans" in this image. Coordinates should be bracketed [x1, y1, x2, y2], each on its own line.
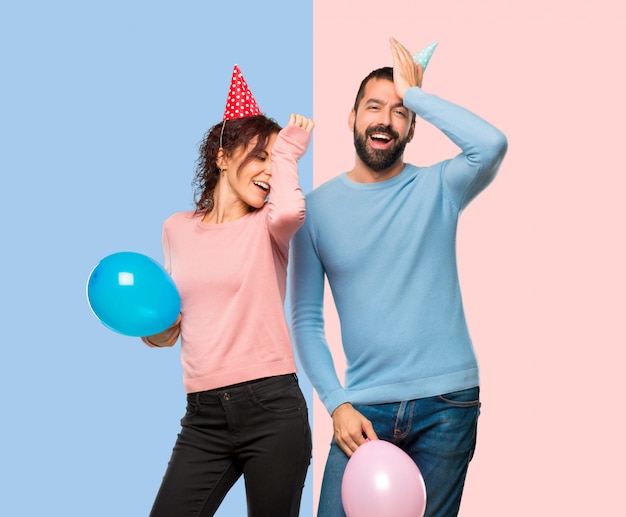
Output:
[318, 387, 480, 517]
[150, 374, 312, 517]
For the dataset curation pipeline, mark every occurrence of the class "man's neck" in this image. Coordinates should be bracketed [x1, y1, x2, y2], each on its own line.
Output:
[347, 159, 406, 184]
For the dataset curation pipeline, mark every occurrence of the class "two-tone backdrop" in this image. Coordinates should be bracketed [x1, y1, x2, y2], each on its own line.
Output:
[2, 1, 624, 515]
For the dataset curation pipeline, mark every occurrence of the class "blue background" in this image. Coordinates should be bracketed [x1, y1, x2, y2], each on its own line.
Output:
[0, 1, 313, 515]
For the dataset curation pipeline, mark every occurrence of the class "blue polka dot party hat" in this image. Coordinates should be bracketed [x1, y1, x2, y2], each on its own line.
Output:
[412, 41, 438, 71]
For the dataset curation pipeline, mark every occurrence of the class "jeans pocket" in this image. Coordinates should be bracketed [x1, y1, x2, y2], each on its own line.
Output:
[250, 375, 306, 415]
[432, 388, 481, 457]
[437, 387, 481, 408]
[183, 396, 199, 419]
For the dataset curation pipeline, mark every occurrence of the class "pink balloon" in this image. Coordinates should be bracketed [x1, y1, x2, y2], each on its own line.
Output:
[341, 440, 427, 517]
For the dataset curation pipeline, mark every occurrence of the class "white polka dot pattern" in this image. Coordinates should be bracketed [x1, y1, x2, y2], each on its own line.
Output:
[222, 64, 262, 120]
[412, 41, 438, 72]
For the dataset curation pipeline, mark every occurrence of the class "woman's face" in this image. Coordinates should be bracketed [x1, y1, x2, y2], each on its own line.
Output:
[221, 133, 278, 210]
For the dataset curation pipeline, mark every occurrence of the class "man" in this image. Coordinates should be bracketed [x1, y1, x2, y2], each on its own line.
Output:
[290, 37, 508, 516]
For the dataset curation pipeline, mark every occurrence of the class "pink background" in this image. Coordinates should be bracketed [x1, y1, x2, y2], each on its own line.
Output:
[312, 0, 625, 515]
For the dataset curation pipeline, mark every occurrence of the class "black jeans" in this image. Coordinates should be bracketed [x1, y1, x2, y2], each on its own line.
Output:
[150, 374, 312, 517]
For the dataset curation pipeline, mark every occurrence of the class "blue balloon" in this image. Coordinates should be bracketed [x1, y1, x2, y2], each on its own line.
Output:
[86, 252, 181, 337]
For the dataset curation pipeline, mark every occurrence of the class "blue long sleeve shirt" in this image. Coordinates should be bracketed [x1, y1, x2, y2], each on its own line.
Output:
[289, 87, 508, 415]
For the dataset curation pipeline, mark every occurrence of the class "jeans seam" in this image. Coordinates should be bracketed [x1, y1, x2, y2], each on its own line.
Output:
[393, 400, 414, 440]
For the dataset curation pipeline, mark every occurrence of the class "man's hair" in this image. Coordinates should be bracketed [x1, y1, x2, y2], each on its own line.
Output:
[353, 66, 394, 112]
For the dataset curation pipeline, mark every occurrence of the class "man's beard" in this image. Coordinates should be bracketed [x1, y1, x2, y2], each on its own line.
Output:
[353, 124, 409, 172]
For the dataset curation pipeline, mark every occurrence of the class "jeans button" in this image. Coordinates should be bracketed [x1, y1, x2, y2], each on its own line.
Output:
[223, 393, 230, 401]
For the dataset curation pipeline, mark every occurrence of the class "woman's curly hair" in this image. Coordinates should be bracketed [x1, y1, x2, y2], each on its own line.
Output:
[193, 115, 282, 212]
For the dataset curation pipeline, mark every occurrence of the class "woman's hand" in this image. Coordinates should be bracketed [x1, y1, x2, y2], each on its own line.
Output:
[272, 113, 314, 162]
[288, 113, 314, 133]
[143, 313, 182, 347]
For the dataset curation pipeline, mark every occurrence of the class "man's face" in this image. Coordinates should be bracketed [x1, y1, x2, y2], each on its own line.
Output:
[350, 78, 414, 172]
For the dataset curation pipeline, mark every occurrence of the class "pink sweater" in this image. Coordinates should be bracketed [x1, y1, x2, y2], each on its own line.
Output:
[155, 124, 309, 393]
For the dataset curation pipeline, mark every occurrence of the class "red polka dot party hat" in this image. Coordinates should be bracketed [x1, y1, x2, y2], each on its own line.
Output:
[223, 64, 262, 120]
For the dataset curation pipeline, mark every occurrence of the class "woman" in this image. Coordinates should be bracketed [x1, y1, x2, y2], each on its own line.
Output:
[143, 65, 314, 516]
